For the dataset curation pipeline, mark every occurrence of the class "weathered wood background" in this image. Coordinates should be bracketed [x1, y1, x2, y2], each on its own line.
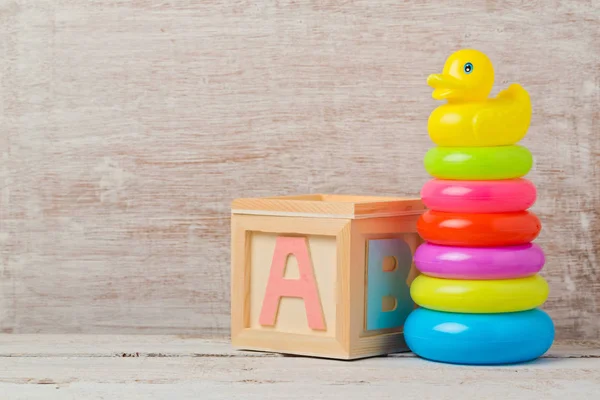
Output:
[0, 1, 598, 339]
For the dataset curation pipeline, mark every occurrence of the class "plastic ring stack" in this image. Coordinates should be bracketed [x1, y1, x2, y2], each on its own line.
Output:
[403, 49, 555, 365]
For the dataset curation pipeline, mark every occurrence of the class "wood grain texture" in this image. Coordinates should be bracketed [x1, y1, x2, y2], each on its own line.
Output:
[1, 334, 599, 358]
[3, 357, 600, 400]
[232, 194, 425, 219]
[0, 1, 598, 338]
[0, 336, 600, 399]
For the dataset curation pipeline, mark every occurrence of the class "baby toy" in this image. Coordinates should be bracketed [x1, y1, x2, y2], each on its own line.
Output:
[403, 49, 555, 365]
[426, 48, 531, 147]
[230, 194, 425, 359]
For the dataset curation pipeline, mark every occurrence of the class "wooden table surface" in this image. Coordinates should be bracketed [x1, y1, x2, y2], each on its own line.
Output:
[1, 335, 599, 399]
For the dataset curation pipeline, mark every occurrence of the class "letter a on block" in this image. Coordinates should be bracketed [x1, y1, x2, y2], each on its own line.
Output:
[259, 236, 326, 330]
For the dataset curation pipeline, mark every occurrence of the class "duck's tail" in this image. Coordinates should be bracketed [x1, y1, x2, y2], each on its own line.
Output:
[473, 84, 532, 144]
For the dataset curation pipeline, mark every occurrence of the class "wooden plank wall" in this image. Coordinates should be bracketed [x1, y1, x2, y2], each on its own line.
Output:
[0, 1, 598, 339]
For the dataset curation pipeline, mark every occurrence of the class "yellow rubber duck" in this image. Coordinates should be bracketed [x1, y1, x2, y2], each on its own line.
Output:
[427, 49, 531, 147]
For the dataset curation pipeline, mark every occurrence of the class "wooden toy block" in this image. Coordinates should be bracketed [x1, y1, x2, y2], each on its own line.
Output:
[230, 194, 425, 360]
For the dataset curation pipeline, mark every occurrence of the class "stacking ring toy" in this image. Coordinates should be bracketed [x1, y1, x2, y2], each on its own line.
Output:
[424, 145, 533, 180]
[417, 210, 541, 247]
[404, 308, 555, 365]
[410, 274, 549, 313]
[421, 178, 537, 213]
[427, 105, 530, 147]
[414, 243, 545, 280]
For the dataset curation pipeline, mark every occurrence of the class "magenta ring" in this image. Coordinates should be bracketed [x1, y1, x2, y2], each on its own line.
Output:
[414, 243, 545, 280]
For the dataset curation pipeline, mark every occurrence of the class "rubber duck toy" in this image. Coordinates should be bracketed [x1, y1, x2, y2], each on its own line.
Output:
[427, 49, 531, 147]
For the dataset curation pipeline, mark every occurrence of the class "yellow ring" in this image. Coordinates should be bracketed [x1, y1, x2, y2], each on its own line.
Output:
[410, 274, 549, 313]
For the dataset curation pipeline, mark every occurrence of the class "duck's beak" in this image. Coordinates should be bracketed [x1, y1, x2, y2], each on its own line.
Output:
[427, 73, 465, 100]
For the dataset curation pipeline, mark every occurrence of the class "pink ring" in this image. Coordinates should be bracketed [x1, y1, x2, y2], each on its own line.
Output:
[421, 178, 537, 213]
[414, 242, 545, 280]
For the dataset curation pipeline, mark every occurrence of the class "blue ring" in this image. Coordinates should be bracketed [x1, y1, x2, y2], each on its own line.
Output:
[404, 308, 554, 365]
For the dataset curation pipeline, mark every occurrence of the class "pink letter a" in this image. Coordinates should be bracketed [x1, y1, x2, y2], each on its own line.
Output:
[258, 236, 326, 330]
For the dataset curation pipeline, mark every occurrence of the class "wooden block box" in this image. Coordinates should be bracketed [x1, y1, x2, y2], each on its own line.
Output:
[230, 194, 425, 360]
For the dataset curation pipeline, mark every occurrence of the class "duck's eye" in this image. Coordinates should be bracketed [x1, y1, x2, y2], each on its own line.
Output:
[464, 62, 473, 74]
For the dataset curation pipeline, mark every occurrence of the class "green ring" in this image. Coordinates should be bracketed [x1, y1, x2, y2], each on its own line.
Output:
[424, 145, 533, 180]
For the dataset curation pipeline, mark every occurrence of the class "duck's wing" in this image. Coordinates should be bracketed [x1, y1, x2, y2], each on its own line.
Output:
[473, 84, 532, 143]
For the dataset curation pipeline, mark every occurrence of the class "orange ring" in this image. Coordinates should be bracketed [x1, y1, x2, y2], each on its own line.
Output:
[417, 210, 541, 247]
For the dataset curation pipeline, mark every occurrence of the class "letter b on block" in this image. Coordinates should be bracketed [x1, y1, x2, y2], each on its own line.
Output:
[259, 236, 326, 330]
[366, 238, 414, 331]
